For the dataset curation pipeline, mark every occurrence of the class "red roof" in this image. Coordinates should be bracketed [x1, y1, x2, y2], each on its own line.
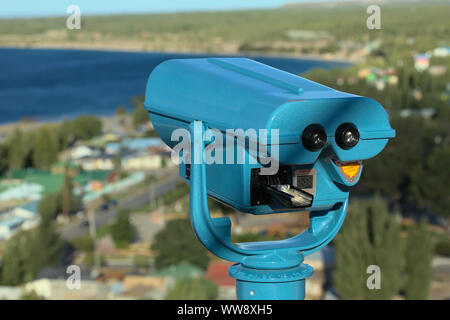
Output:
[205, 261, 235, 287]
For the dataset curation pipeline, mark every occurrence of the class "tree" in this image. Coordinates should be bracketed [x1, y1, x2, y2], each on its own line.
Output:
[38, 193, 60, 221]
[62, 169, 74, 217]
[0, 143, 8, 176]
[151, 219, 210, 270]
[110, 210, 136, 248]
[56, 120, 72, 151]
[165, 278, 218, 300]
[0, 232, 35, 285]
[356, 117, 435, 202]
[70, 115, 102, 140]
[404, 219, 434, 300]
[33, 127, 59, 169]
[116, 105, 127, 115]
[333, 197, 405, 299]
[411, 144, 450, 217]
[32, 198, 64, 275]
[131, 95, 149, 128]
[333, 201, 371, 299]
[7, 128, 27, 169]
[133, 104, 149, 128]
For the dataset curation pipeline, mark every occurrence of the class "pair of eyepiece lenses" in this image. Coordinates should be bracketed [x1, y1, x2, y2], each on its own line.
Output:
[302, 123, 359, 151]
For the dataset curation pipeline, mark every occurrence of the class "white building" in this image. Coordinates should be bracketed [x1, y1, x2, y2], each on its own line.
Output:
[0, 201, 40, 240]
[0, 216, 26, 240]
[25, 279, 108, 300]
[70, 146, 101, 160]
[121, 152, 170, 171]
[74, 155, 115, 171]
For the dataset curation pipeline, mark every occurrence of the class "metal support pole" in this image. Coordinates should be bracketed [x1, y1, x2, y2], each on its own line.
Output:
[228, 253, 313, 300]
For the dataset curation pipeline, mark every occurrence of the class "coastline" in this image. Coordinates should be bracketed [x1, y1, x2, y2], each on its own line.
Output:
[0, 44, 357, 65]
[0, 114, 126, 138]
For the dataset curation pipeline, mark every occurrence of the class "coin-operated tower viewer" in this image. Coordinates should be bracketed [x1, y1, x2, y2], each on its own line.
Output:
[144, 58, 395, 300]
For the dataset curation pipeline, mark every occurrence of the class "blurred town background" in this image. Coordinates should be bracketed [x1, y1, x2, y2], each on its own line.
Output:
[0, 0, 449, 300]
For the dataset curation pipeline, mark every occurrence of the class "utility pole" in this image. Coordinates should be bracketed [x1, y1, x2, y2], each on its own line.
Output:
[88, 202, 101, 278]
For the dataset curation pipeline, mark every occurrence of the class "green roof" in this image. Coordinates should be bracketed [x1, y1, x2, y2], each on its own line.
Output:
[151, 262, 203, 279]
[74, 170, 111, 185]
[9, 169, 49, 180]
[23, 172, 63, 195]
[5, 169, 111, 195]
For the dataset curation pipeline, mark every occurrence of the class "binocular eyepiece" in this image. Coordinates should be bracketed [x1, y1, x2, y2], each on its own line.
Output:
[302, 124, 327, 151]
[335, 123, 360, 150]
[302, 122, 360, 152]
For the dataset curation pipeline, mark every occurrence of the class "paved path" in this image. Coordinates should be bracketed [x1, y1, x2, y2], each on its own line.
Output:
[60, 173, 182, 240]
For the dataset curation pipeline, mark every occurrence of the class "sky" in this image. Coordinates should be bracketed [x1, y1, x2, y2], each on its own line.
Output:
[0, 0, 337, 18]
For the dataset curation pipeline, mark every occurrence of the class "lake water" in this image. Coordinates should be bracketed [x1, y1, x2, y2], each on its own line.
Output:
[0, 48, 350, 124]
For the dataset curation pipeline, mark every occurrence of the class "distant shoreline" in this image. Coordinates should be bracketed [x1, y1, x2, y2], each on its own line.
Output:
[0, 45, 356, 65]
[0, 114, 123, 138]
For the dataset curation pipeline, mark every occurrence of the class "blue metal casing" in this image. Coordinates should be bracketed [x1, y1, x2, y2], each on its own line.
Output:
[144, 58, 395, 300]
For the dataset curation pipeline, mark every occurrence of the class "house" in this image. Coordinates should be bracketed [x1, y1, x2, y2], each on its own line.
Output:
[13, 201, 40, 230]
[414, 54, 430, 72]
[433, 46, 450, 58]
[0, 286, 24, 300]
[204, 261, 235, 299]
[113, 263, 204, 300]
[0, 182, 43, 202]
[0, 216, 26, 240]
[74, 155, 115, 171]
[70, 145, 101, 160]
[120, 275, 167, 299]
[24, 278, 108, 300]
[428, 65, 447, 77]
[400, 108, 436, 119]
[121, 152, 169, 171]
[106, 138, 167, 155]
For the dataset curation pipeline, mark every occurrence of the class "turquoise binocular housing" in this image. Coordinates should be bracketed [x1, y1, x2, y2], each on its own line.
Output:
[145, 58, 395, 299]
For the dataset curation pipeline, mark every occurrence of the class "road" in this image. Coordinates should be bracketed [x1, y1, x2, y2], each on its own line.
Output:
[59, 173, 183, 240]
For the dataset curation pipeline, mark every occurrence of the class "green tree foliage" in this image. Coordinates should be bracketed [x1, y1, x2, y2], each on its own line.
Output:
[165, 278, 218, 300]
[62, 169, 74, 217]
[0, 143, 8, 176]
[31, 196, 64, 276]
[6, 128, 28, 169]
[0, 231, 35, 285]
[151, 219, 210, 270]
[333, 197, 405, 299]
[56, 120, 72, 150]
[435, 238, 450, 257]
[411, 144, 450, 216]
[32, 126, 59, 169]
[110, 210, 136, 248]
[70, 115, 102, 141]
[38, 189, 81, 220]
[70, 234, 94, 252]
[38, 193, 60, 221]
[0, 206, 63, 286]
[116, 105, 127, 115]
[131, 96, 149, 128]
[20, 290, 44, 300]
[359, 117, 436, 203]
[404, 219, 434, 300]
